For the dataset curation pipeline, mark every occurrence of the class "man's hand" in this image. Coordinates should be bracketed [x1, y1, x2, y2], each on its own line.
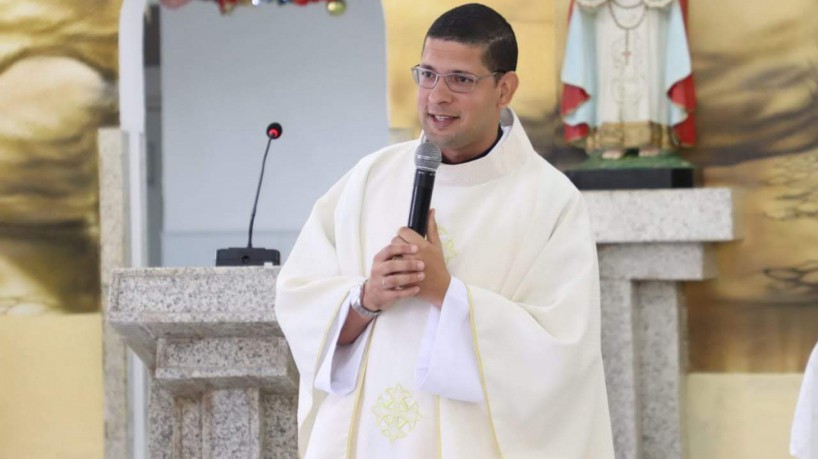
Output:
[339, 234, 424, 345]
[362, 241, 425, 312]
[339, 211, 447, 344]
[395, 209, 451, 308]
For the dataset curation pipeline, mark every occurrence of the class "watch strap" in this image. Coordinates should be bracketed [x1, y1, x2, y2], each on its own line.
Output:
[350, 280, 379, 320]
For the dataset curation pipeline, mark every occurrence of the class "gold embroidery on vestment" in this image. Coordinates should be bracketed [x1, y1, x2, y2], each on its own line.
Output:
[372, 384, 422, 442]
[437, 224, 457, 264]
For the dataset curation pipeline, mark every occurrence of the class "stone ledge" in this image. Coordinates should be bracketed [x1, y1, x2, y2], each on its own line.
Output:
[153, 336, 298, 396]
[108, 266, 279, 314]
[108, 266, 282, 370]
[598, 242, 717, 281]
[159, 337, 291, 369]
[156, 373, 297, 396]
[584, 188, 738, 243]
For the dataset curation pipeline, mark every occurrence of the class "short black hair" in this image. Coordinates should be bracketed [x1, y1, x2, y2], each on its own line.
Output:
[425, 3, 518, 73]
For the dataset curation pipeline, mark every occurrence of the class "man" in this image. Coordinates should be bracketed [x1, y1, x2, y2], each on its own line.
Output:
[276, 4, 614, 458]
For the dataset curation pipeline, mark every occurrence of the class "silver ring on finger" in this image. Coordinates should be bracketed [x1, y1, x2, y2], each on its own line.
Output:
[382, 277, 388, 289]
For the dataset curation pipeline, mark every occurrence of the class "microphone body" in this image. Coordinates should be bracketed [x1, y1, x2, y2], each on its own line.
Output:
[408, 169, 436, 237]
[407, 142, 442, 237]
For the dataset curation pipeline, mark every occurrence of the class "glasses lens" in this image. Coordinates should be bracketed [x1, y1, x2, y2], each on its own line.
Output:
[413, 68, 438, 89]
[445, 73, 477, 93]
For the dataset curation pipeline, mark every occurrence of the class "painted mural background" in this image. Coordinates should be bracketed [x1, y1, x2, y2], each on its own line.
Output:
[0, 1, 119, 315]
[0, 1, 118, 456]
[679, 0, 818, 372]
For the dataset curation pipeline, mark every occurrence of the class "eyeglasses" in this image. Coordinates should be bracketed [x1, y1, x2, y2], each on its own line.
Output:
[411, 66, 502, 94]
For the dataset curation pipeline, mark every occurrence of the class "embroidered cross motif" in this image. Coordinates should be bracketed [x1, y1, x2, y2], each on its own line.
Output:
[372, 384, 421, 442]
[437, 224, 457, 265]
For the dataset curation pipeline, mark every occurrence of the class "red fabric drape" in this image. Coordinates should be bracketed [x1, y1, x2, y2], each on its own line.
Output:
[669, 0, 696, 146]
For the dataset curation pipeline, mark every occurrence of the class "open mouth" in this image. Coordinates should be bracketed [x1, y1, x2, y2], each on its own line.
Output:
[428, 113, 459, 128]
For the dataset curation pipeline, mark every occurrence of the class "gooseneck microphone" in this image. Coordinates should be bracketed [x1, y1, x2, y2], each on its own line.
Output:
[247, 123, 282, 249]
[407, 142, 442, 237]
[215, 122, 283, 266]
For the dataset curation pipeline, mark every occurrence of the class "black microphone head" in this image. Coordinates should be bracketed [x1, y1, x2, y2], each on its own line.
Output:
[414, 142, 442, 171]
[266, 122, 282, 139]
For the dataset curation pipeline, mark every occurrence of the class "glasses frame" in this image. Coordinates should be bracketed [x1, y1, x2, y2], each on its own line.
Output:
[411, 65, 503, 94]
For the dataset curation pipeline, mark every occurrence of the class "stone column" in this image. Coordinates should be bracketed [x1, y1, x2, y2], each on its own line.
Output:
[98, 127, 129, 459]
[583, 189, 738, 459]
[108, 266, 297, 458]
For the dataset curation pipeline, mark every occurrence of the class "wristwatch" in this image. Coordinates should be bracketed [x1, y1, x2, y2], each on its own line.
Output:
[350, 280, 380, 320]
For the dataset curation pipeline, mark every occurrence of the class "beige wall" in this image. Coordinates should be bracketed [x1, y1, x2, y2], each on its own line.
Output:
[0, 315, 104, 459]
[688, 373, 802, 459]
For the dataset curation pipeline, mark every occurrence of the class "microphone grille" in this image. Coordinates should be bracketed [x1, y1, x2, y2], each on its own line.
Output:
[414, 142, 442, 171]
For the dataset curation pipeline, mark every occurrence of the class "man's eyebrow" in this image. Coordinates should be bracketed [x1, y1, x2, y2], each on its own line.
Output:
[417, 64, 475, 75]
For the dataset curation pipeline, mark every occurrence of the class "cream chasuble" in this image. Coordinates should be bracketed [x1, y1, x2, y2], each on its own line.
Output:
[276, 108, 614, 458]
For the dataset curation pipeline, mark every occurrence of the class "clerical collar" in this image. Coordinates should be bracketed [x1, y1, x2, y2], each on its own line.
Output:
[441, 125, 504, 165]
[433, 107, 528, 187]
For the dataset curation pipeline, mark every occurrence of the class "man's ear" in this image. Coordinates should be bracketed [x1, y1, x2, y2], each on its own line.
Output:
[497, 71, 519, 107]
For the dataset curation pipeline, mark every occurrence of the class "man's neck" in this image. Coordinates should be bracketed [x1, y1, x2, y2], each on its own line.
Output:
[442, 125, 504, 165]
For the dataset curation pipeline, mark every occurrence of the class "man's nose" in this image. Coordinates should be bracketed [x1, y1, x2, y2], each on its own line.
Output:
[428, 77, 454, 104]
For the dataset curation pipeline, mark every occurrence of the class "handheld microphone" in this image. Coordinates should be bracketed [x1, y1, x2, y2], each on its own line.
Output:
[215, 122, 283, 266]
[407, 142, 442, 237]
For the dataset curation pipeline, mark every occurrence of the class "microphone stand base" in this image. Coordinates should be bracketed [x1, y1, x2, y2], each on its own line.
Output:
[216, 247, 281, 266]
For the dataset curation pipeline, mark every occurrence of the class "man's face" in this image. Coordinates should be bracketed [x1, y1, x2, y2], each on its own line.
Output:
[417, 38, 510, 164]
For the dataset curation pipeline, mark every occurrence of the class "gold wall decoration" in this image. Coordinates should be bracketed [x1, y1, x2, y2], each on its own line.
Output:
[0, 1, 118, 456]
[0, 0, 120, 315]
[682, 0, 818, 372]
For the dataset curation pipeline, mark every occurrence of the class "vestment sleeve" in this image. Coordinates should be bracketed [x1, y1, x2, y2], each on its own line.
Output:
[415, 277, 483, 402]
[314, 294, 375, 396]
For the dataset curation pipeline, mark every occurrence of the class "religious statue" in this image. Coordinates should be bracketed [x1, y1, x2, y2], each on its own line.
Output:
[560, 0, 696, 161]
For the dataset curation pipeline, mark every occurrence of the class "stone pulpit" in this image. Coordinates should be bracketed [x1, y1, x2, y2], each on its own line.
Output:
[108, 266, 297, 458]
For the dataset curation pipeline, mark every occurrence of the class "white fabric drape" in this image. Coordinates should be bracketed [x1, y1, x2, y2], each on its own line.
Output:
[792, 342, 818, 459]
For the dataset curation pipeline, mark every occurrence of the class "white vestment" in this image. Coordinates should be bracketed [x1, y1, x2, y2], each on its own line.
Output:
[792, 342, 818, 459]
[276, 108, 614, 458]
